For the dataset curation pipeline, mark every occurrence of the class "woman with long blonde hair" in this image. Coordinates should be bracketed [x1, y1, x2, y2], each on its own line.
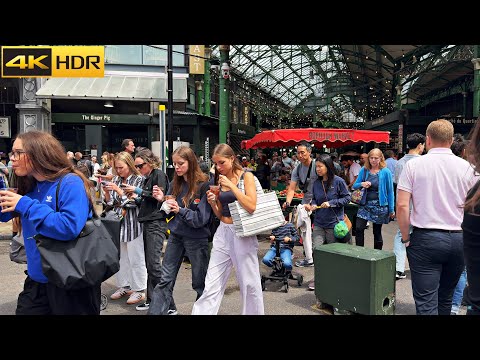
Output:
[103, 151, 147, 305]
[351, 148, 395, 250]
[191, 143, 264, 315]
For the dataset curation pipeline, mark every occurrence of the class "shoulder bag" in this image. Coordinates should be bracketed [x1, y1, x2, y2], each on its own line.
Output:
[10, 231, 27, 264]
[228, 172, 285, 237]
[35, 176, 121, 290]
[350, 170, 368, 206]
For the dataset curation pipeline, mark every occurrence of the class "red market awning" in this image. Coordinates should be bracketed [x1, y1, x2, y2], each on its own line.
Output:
[241, 128, 390, 150]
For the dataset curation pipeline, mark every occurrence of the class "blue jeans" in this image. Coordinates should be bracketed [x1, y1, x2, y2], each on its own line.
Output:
[406, 228, 464, 315]
[148, 234, 209, 315]
[393, 225, 412, 273]
[262, 247, 293, 270]
[451, 268, 467, 314]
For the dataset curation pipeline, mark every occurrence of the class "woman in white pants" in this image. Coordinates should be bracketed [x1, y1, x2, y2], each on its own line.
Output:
[192, 143, 264, 315]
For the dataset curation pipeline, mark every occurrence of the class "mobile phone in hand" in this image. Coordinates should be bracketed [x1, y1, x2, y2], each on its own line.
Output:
[101, 181, 109, 186]
[120, 184, 127, 188]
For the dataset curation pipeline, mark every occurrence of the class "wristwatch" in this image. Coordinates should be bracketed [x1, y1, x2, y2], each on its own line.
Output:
[401, 238, 410, 244]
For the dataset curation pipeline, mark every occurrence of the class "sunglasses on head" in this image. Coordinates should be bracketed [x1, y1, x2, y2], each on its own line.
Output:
[135, 163, 146, 169]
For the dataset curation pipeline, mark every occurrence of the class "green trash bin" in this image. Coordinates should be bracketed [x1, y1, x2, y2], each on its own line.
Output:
[314, 243, 395, 315]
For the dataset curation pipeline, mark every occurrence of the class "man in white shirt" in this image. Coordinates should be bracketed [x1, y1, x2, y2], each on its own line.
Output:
[397, 119, 478, 315]
[341, 155, 361, 190]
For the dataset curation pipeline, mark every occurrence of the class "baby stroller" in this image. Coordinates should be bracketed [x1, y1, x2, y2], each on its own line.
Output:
[261, 238, 304, 293]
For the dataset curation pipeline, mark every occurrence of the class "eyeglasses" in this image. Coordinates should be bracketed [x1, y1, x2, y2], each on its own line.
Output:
[135, 163, 146, 169]
[11, 149, 26, 160]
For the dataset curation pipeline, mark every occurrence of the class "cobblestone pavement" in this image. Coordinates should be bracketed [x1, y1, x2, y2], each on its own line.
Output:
[0, 220, 467, 315]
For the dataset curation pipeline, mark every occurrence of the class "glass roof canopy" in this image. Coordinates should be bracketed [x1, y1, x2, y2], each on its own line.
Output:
[211, 45, 473, 123]
[214, 45, 347, 107]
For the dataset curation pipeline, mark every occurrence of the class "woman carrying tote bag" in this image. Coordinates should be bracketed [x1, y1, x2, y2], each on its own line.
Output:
[192, 143, 264, 315]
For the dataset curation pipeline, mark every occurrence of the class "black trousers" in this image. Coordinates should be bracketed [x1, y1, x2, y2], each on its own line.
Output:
[143, 220, 168, 303]
[148, 234, 209, 315]
[16, 273, 101, 315]
[355, 217, 384, 250]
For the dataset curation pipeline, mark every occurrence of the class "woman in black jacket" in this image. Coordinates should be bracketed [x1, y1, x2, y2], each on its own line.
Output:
[123, 148, 169, 311]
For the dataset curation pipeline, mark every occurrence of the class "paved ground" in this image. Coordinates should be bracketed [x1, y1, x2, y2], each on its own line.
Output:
[0, 220, 466, 315]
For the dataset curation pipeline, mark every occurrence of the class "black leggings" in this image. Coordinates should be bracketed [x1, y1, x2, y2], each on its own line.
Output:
[355, 217, 384, 250]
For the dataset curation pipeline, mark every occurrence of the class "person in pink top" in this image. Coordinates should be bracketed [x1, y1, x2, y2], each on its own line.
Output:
[397, 119, 478, 315]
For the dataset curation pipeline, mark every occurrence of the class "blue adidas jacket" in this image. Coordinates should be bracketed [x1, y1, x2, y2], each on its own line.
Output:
[0, 174, 90, 283]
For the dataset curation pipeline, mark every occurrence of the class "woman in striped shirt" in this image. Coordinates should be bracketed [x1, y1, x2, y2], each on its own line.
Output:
[103, 151, 147, 305]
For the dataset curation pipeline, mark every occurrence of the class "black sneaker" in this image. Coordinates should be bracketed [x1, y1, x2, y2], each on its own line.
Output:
[135, 302, 150, 311]
[167, 309, 178, 315]
[396, 271, 406, 280]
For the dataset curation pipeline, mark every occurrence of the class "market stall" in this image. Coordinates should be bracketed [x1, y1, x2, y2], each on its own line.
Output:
[243, 128, 389, 232]
[241, 128, 390, 150]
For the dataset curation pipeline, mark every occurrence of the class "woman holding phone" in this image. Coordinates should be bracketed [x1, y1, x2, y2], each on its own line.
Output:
[191, 143, 264, 315]
[147, 146, 212, 315]
[103, 151, 147, 305]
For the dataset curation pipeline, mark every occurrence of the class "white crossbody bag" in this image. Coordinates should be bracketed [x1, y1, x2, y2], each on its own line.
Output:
[228, 172, 285, 237]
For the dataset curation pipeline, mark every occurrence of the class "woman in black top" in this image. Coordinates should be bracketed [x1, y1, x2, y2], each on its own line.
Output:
[463, 121, 480, 315]
[123, 148, 169, 311]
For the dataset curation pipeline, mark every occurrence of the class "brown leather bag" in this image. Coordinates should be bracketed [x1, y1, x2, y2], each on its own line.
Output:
[343, 213, 352, 231]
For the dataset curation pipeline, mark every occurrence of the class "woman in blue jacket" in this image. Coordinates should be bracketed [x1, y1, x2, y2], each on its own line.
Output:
[0, 131, 98, 315]
[352, 148, 395, 250]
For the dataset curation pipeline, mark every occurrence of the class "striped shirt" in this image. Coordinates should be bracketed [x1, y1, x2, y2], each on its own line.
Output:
[108, 174, 144, 242]
[271, 222, 299, 249]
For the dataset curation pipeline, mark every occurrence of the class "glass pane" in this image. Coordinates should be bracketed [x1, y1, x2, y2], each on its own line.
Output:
[105, 45, 142, 65]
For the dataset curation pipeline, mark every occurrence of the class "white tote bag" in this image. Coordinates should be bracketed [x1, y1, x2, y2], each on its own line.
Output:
[228, 172, 285, 237]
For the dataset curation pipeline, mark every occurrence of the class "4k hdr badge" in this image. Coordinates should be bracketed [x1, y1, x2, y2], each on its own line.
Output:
[1, 46, 104, 78]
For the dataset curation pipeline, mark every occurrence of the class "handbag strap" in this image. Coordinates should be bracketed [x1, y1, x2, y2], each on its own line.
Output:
[238, 171, 263, 195]
[320, 180, 341, 223]
[55, 175, 97, 219]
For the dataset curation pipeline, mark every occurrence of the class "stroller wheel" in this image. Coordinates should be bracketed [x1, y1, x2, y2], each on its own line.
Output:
[100, 293, 108, 311]
[297, 275, 304, 286]
[261, 276, 266, 291]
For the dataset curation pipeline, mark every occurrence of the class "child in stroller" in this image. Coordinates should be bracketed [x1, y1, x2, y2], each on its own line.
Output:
[261, 220, 303, 293]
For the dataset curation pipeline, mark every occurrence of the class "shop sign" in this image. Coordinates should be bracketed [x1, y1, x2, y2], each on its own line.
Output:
[52, 113, 151, 124]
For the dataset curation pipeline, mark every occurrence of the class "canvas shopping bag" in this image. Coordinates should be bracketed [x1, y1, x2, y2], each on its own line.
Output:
[228, 172, 284, 237]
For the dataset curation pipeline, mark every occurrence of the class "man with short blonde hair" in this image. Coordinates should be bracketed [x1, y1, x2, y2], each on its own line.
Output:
[397, 119, 477, 315]
[426, 119, 454, 144]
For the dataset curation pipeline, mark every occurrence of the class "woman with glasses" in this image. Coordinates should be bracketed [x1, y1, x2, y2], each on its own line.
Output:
[148, 146, 212, 315]
[0, 131, 100, 314]
[102, 152, 147, 306]
[120, 148, 169, 311]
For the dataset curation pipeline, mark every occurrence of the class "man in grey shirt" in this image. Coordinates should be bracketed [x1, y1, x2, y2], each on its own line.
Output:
[282, 141, 318, 267]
